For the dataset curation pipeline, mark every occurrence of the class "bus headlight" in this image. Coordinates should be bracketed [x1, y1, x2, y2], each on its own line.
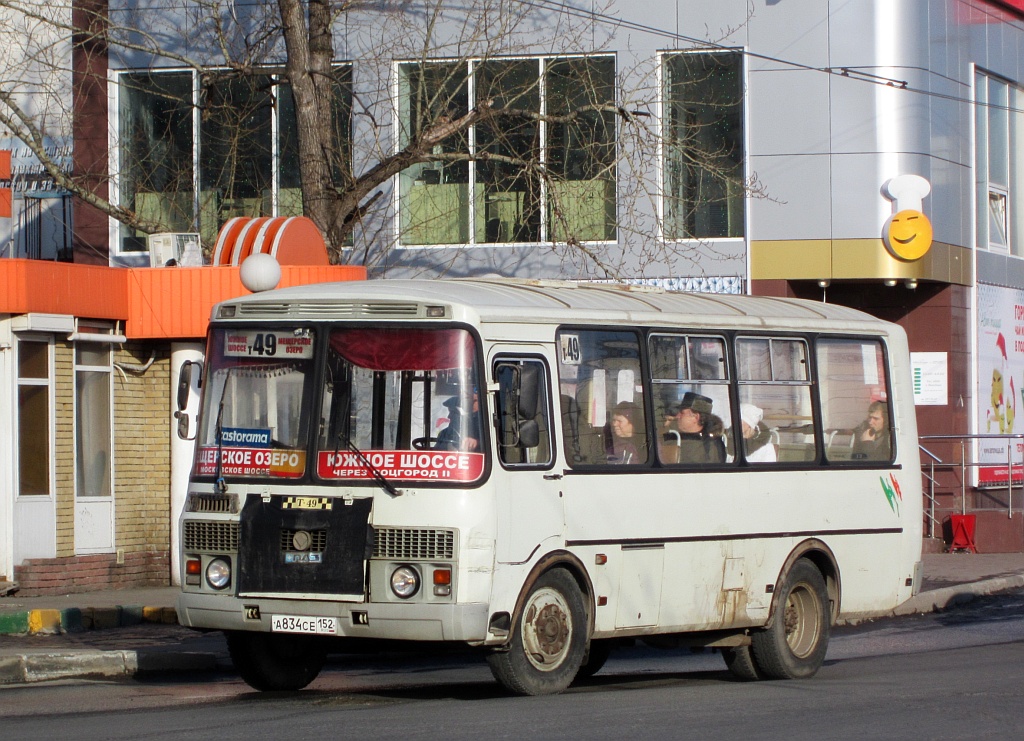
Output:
[390, 566, 419, 599]
[205, 557, 232, 590]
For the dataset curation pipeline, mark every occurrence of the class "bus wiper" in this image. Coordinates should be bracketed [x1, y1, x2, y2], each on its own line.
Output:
[213, 370, 232, 494]
[334, 434, 403, 497]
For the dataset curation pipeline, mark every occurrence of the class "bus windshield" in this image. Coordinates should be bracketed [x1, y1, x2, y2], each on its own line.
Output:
[195, 327, 317, 479]
[316, 326, 485, 484]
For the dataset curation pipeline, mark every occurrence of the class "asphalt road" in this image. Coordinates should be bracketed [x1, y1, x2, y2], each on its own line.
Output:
[3, 591, 1024, 740]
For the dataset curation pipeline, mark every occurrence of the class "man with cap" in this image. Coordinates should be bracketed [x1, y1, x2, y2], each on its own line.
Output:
[664, 391, 726, 464]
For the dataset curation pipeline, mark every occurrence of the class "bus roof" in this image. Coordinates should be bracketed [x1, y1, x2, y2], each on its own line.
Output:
[223, 278, 892, 331]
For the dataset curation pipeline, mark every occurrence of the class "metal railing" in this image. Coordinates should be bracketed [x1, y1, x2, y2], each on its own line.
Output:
[919, 433, 1024, 539]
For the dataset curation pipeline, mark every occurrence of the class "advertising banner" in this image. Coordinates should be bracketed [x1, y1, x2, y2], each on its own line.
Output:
[977, 283, 1024, 486]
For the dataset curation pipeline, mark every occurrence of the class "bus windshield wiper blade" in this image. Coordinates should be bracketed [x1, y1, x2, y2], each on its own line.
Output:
[335, 435, 403, 497]
[214, 370, 232, 494]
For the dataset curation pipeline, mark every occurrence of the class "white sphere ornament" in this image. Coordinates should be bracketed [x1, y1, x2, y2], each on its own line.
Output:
[240, 253, 282, 293]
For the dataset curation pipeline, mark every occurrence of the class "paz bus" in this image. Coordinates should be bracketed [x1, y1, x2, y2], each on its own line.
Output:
[174, 278, 922, 695]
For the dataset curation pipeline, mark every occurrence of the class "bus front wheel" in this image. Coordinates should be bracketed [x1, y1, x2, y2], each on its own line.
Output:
[487, 568, 588, 696]
[226, 631, 327, 691]
[750, 559, 830, 679]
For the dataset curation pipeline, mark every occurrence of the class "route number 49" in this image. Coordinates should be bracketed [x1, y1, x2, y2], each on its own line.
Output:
[250, 333, 277, 356]
[560, 335, 581, 365]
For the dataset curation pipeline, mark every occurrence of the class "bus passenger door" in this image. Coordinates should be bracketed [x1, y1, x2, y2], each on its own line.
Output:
[490, 353, 563, 564]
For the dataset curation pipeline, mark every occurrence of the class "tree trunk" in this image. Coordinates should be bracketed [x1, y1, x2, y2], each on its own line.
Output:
[278, 0, 342, 259]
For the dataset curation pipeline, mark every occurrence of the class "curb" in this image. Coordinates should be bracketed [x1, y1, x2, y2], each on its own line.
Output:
[836, 574, 1024, 626]
[0, 605, 178, 636]
[0, 649, 221, 685]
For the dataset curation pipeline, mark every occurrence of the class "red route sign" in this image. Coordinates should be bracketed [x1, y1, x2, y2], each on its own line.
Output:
[318, 450, 484, 482]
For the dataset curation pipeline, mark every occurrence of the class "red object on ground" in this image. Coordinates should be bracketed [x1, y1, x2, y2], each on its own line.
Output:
[950, 514, 979, 553]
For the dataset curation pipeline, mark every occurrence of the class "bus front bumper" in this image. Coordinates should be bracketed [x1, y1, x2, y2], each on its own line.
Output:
[176, 591, 491, 643]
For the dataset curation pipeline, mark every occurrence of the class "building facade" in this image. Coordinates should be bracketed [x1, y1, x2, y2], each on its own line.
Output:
[4, 0, 1024, 561]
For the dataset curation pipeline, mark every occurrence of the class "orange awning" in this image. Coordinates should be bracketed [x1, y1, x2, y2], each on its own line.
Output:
[0, 259, 366, 339]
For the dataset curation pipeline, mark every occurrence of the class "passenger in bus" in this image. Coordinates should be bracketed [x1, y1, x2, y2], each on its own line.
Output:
[607, 401, 644, 464]
[664, 392, 726, 464]
[739, 403, 777, 463]
[437, 387, 481, 452]
[852, 400, 891, 461]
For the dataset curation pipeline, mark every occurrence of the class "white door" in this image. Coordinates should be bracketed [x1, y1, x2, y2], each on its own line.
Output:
[13, 336, 57, 562]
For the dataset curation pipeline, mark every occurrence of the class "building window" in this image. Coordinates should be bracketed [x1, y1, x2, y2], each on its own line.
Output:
[117, 66, 352, 253]
[975, 71, 1023, 255]
[663, 51, 745, 240]
[398, 55, 616, 246]
[16, 338, 52, 497]
[75, 342, 112, 498]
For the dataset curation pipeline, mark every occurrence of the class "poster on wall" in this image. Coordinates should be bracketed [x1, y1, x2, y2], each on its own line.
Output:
[910, 352, 948, 406]
[977, 283, 1024, 486]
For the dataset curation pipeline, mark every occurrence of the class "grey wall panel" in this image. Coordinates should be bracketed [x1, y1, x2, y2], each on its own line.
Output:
[829, 153, 891, 240]
[748, 153, 833, 241]
[748, 69, 831, 155]
[828, 74, 885, 155]
[746, 0, 829, 69]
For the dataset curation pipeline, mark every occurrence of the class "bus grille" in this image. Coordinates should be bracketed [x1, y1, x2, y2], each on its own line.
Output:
[187, 493, 236, 514]
[237, 301, 422, 319]
[373, 528, 455, 560]
[183, 521, 240, 552]
[279, 529, 328, 553]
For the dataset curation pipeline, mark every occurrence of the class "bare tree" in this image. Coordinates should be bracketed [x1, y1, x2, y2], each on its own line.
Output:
[0, 0, 762, 276]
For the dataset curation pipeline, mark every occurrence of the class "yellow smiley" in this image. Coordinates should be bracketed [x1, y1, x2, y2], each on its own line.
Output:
[883, 209, 933, 260]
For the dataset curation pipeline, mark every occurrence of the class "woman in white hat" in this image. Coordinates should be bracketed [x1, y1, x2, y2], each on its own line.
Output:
[740, 403, 776, 463]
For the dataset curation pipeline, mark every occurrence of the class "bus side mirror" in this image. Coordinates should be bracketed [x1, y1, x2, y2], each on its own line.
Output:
[518, 419, 540, 448]
[175, 360, 202, 441]
[517, 363, 540, 420]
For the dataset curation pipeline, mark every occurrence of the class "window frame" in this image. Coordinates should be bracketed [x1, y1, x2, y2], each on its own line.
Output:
[73, 337, 114, 501]
[395, 53, 618, 248]
[660, 49, 747, 242]
[493, 355, 556, 471]
[113, 64, 354, 257]
[15, 335, 55, 499]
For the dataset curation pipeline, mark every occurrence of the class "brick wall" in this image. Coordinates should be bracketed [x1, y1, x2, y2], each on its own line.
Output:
[54, 342, 74, 556]
[113, 342, 172, 566]
[13, 551, 168, 596]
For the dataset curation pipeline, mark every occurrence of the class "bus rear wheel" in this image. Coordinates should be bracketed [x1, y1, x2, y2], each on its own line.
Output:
[226, 631, 327, 691]
[487, 568, 588, 696]
[722, 645, 763, 681]
[750, 559, 830, 679]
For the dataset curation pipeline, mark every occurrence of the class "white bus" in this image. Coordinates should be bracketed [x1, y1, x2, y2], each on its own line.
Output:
[175, 278, 923, 695]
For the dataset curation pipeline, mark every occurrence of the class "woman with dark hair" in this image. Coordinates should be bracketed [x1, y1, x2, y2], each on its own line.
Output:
[608, 401, 644, 464]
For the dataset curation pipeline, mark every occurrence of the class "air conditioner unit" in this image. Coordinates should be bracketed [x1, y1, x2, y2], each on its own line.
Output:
[148, 233, 202, 267]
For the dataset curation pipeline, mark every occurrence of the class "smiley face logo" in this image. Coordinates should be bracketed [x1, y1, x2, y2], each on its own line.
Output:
[883, 209, 933, 261]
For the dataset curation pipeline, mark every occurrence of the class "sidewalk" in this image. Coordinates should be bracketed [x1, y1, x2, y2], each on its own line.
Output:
[2, 552, 1024, 685]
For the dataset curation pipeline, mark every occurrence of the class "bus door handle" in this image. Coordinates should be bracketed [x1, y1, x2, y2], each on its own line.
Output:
[543, 473, 563, 481]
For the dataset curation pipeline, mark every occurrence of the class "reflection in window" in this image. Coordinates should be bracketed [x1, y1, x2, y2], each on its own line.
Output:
[398, 55, 616, 247]
[557, 330, 646, 466]
[975, 71, 1023, 255]
[118, 72, 195, 252]
[117, 67, 353, 253]
[17, 339, 51, 496]
[649, 334, 730, 466]
[495, 359, 553, 467]
[75, 343, 112, 498]
[663, 51, 744, 240]
[736, 337, 814, 463]
[818, 339, 892, 463]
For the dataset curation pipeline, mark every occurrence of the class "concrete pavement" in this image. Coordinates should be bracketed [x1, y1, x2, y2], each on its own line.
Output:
[2, 552, 1024, 685]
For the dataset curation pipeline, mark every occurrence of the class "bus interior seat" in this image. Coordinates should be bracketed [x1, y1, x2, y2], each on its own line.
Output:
[826, 429, 856, 461]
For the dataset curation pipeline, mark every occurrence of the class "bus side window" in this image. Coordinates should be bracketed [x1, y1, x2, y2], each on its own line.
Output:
[817, 338, 892, 464]
[736, 337, 815, 464]
[495, 358, 553, 467]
